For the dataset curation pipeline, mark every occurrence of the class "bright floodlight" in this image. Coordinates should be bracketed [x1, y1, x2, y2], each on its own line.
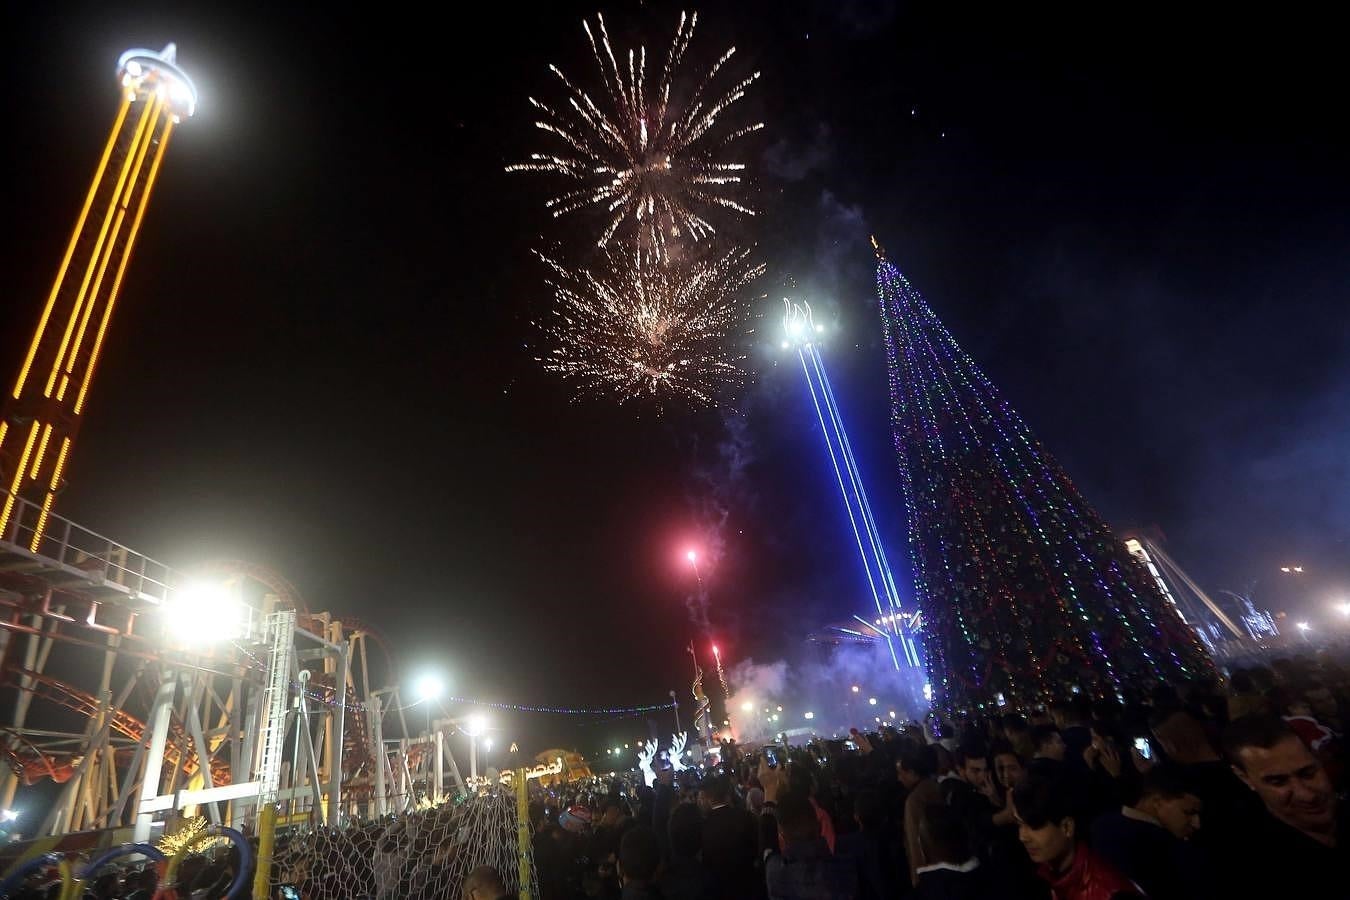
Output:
[868, 697, 878, 706]
[1338, 602, 1350, 617]
[1297, 621, 1311, 632]
[483, 738, 493, 752]
[740, 700, 754, 712]
[416, 674, 444, 702]
[0, 808, 16, 822]
[164, 582, 244, 644]
[686, 549, 698, 563]
[804, 711, 814, 720]
[851, 685, 860, 694]
[466, 714, 488, 736]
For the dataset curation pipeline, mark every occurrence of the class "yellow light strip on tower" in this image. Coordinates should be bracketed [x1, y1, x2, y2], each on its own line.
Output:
[0, 421, 41, 537]
[49, 437, 72, 491]
[29, 492, 55, 554]
[12, 98, 131, 400]
[29, 423, 53, 479]
[63, 205, 129, 388]
[44, 95, 160, 398]
[0, 420, 8, 450]
[75, 117, 175, 416]
[63, 98, 165, 384]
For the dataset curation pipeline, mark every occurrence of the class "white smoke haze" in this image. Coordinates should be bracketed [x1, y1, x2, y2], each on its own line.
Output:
[726, 641, 929, 744]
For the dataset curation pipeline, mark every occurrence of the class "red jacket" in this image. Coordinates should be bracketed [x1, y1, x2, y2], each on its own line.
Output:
[1039, 843, 1142, 900]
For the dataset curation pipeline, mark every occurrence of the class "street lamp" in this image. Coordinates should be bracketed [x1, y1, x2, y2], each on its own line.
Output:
[416, 674, 444, 703]
[164, 581, 246, 644]
[465, 714, 488, 780]
[415, 674, 444, 735]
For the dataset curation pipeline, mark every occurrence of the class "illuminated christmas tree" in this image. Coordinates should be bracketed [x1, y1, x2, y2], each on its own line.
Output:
[875, 243, 1212, 712]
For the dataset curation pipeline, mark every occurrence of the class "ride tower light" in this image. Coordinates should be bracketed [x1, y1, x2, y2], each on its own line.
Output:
[0, 45, 196, 546]
[782, 299, 921, 669]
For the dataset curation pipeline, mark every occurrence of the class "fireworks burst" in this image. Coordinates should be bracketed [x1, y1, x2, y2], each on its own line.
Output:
[536, 243, 764, 408]
[508, 11, 762, 261]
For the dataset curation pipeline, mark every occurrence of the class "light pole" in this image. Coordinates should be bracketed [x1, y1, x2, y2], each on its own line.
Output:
[415, 674, 444, 736]
[466, 714, 487, 780]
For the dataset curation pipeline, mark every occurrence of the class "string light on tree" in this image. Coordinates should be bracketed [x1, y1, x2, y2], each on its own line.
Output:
[873, 237, 1212, 712]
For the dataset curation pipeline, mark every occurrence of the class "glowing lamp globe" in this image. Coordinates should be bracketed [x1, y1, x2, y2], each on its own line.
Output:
[415, 674, 444, 702]
[164, 582, 245, 644]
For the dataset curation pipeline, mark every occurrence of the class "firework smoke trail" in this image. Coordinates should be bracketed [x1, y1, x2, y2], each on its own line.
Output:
[508, 11, 763, 262]
[535, 243, 764, 409]
[712, 644, 730, 699]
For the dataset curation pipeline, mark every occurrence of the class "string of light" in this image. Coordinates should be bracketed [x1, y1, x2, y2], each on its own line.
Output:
[443, 695, 676, 716]
[875, 251, 1212, 713]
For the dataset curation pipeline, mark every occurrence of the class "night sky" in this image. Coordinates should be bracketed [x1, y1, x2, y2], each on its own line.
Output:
[3, 2, 1347, 755]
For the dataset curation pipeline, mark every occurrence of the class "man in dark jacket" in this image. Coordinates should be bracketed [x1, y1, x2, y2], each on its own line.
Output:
[618, 826, 664, 900]
[914, 804, 993, 900]
[700, 774, 759, 899]
[765, 789, 857, 900]
[1090, 766, 1207, 899]
[1220, 714, 1349, 895]
[660, 803, 715, 900]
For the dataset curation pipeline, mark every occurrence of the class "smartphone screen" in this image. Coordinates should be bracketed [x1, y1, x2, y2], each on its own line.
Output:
[1133, 737, 1153, 760]
[763, 747, 778, 767]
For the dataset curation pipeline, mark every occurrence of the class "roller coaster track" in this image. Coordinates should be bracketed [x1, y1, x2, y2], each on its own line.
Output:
[2, 665, 230, 786]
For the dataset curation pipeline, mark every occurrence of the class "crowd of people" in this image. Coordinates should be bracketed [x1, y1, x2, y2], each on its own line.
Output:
[528, 653, 1349, 899]
[3, 653, 1348, 898]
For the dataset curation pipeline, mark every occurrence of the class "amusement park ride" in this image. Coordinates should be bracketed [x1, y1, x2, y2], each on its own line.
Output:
[0, 45, 460, 853]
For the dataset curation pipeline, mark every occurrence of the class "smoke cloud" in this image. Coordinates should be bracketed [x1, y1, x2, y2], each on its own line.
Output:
[725, 641, 929, 744]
